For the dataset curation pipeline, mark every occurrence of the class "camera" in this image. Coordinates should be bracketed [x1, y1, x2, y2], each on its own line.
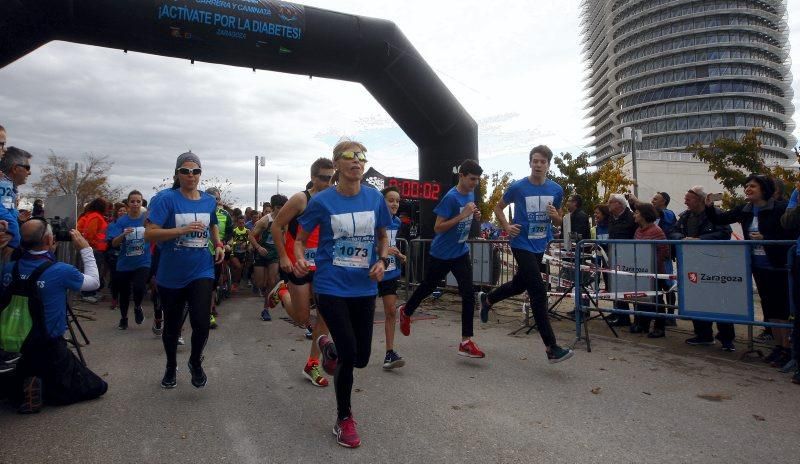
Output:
[48, 216, 72, 242]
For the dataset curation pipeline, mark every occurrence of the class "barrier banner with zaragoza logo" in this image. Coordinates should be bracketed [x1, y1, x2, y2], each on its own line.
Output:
[678, 243, 753, 321]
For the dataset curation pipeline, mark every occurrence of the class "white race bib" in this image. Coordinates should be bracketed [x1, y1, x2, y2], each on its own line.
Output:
[304, 247, 317, 265]
[175, 213, 211, 248]
[125, 227, 146, 257]
[333, 238, 373, 268]
[386, 255, 397, 272]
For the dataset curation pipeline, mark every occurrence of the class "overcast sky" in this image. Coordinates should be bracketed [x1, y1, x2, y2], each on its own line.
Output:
[2, 0, 800, 210]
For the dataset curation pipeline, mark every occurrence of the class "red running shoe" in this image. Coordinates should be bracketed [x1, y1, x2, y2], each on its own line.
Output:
[316, 334, 338, 376]
[398, 304, 411, 336]
[333, 416, 361, 448]
[458, 339, 486, 358]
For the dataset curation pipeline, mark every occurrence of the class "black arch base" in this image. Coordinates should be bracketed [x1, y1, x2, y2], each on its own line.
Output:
[0, 0, 478, 237]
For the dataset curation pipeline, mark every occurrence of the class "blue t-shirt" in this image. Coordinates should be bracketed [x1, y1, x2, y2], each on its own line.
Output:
[298, 187, 392, 297]
[2, 257, 84, 338]
[107, 214, 151, 272]
[430, 187, 475, 260]
[147, 189, 218, 288]
[384, 216, 402, 281]
[503, 178, 563, 253]
[0, 176, 20, 249]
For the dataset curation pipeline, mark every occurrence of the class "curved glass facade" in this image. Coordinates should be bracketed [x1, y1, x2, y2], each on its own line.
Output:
[581, 0, 795, 163]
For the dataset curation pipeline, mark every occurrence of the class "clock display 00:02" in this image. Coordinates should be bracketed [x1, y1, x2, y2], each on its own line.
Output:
[387, 178, 442, 200]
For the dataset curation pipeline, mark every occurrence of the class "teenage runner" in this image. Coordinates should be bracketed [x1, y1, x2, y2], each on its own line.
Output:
[379, 186, 406, 369]
[271, 158, 335, 387]
[477, 145, 574, 363]
[397, 160, 485, 358]
[294, 141, 391, 448]
[250, 194, 287, 321]
[108, 190, 151, 330]
[228, 215, 250, 291]
[145, 152, 224, 389]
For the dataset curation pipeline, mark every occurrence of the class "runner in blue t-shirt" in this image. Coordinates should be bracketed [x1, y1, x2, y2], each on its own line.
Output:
[398, 160, 487, 359]
[378, 186, 407, 370]
[145, 152, 224, 390]
[293, 141, 391, 449]
[107, 190, 152, 331]
[477, 145, 574, 363]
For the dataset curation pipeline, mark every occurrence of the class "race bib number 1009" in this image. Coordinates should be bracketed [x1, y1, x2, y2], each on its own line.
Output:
[175, 213, 210, 248]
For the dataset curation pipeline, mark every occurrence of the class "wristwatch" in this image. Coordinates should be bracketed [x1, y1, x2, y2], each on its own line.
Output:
[379, 256, 391, 267]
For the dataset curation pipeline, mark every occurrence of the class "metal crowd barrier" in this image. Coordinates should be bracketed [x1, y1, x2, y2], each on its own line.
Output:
[571, 239, 795, 355]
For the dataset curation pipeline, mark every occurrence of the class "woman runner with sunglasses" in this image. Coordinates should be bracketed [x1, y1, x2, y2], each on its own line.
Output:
[294, 142, 391, 448]
[145, 152, 224, 389]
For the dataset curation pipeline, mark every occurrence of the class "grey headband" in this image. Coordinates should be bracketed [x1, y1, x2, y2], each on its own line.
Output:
[175, 151, 201, 170]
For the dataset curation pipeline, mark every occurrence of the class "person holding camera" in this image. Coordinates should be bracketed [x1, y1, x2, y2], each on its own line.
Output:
[1, 219, 107, 413]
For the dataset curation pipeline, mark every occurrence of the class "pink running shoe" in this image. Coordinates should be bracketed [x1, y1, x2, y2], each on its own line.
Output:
[333, 416, 361, 448]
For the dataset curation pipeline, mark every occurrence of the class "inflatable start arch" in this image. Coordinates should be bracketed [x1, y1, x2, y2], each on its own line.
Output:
[0, 0, 478, 237]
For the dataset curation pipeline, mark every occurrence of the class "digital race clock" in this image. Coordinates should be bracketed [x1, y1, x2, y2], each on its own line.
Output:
[387, 177, 443, 201]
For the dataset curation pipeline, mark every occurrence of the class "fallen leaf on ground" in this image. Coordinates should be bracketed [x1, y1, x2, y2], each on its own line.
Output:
[753, 415, 766, 421]
[519, 356, 528, 361]
[451, 405, 461, 410]
[354, 388, 363, 393]
[180, 433, 187, 439]
[608, 357, 616, 360]
[697, 393, 732, 402]
[591, 387, 602, 394]
[642, 392, 651, 395]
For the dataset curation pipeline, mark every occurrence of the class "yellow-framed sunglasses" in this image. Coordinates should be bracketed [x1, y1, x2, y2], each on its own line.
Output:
[337, 151, 368, 162]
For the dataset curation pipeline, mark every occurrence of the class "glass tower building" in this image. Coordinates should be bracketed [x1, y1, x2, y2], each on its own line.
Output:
[581, 0, 796, 164]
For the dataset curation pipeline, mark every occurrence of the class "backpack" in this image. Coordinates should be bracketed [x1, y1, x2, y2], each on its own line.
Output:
[0, 261, 54, 353]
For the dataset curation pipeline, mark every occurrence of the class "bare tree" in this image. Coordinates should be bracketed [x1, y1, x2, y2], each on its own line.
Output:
[151, 175, 240, 207]
[32, 152, 125, 209]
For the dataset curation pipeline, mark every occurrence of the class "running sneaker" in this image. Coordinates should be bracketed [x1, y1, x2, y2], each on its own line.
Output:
[333, 415, 361, 448]
[303, 360, 329, 387]
[18, 376, 42, 414]
[382, 350, 405, 370]
[161, 366, 177, 389]
[260, 308, 272, 321]
[177, 336, 185, 346]
[117, 318, 128, 330]
[134, 306, 145, 325]
[210, 314, 218, 329]
[0, 350, 21, 365]
[152, 319, 163, 336]
[304, 326, 313, 340]
[547, 345, 574, 364]
[478, 291, 491, 323]
[458, 339, 485, 358]
[188, 359, 207, 388]
[82, 295, 98, 304]
[398, 303, 411, 336]
[267, 281, 285, 309]
[317, 334, 338, 376]
[720, 340, 736, 352]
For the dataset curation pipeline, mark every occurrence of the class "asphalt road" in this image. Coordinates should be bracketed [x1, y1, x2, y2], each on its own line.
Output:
[1, 291, 797, 464]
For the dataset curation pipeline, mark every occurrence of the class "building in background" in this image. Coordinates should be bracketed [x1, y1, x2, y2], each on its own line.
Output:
[581, 0, 796, 169]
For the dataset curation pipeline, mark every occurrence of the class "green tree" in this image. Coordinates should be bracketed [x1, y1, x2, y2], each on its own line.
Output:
[479, 170, 513, 224]
[688, 128, 799, 208]
[551, 152, 600, 213]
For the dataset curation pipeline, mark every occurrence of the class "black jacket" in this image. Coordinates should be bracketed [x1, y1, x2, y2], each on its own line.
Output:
[608, 208, 637, 239]
[569, 209, 592, 242]
[668, 208, 732, 241]
[706, 199, 794, 268]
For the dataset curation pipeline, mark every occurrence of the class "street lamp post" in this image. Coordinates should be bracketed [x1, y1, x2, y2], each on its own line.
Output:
[255, 156, 265, 211]
[622, 127, 642, 197]
[276, 175, 284, 194]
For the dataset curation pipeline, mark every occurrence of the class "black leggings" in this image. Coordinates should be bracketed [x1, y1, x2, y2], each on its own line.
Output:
[316, 294, 375, 421]
[487, 249, 557, 347]
[117, 267, 149, 320]
[158, 279, 214, 368]
[404, 253, 474, 337]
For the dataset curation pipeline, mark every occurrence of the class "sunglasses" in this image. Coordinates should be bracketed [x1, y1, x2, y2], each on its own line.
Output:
[177, 167, 202, 176]
[316, 174, 332, 182]
[337, 151, 367, 162]
[16, 164, 30, 172]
